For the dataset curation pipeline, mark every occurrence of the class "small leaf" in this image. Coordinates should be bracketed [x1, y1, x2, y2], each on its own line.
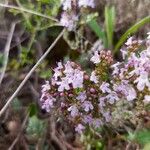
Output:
[28, 103, 38, 117]
[88, 19, 107, 48]
[26, 115, 46, 137]
[105, 6, 116, 49]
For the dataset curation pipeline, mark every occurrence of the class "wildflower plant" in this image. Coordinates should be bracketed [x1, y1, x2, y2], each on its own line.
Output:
[40, 34, 150, 134]
[60, 0, 95, 31]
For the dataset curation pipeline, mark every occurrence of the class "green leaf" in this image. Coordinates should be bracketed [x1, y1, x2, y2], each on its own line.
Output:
[135, 129, 150, 145]
[88, 19, 107, 48]
[11, 98, 22, 111]
[26, 115, 46, 137]
[28, 103, 38, 117]
[104, 6, 116, 49]
[114, 16, 150, 53]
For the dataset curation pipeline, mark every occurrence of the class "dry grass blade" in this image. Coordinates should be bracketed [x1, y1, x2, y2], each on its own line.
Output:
[0, 22, 16, 85]
[0, 29, 65, 117]
[0, 3, 59, 22]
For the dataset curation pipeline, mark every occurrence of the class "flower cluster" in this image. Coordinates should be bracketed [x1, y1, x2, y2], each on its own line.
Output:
[60, 0, 95, 31]
[40, 35, 150, 134]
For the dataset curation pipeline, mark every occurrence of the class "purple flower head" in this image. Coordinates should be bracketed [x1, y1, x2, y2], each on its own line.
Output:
[41, 81, 51, 93]
[106, 92, 119, 104]
[76, 91, 87, 102]
[60, 12, 78, 31]
[113, 81, 136, 101]
[62, 0, 72, 10]
[111, 62, 121, 75]
[83, 115, 93, 125]
[82, 101, 93, 112]
[102, 111, 111, 122]
[100, 82, 111, 93]
[98, 97, 106, 109]
[72, 69, 84, 88]
[134, 71, 150, 91]
[126, 86, 137, 101]
[75, 124, 85, 134]
[41, 94, 56, 112]
[54, 61, 84, 91]
[57, 77, 70, 92]
[68, 105, 79, 117]
[93, 119, 103, 128]
[64, 61, 74, 74]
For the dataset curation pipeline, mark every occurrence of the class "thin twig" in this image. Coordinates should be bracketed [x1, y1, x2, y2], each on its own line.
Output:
[0, 29, 65, 117]
[0, 22, 16, 85]
[0, 3, 59, 22]
[8, 112, 29, 150]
